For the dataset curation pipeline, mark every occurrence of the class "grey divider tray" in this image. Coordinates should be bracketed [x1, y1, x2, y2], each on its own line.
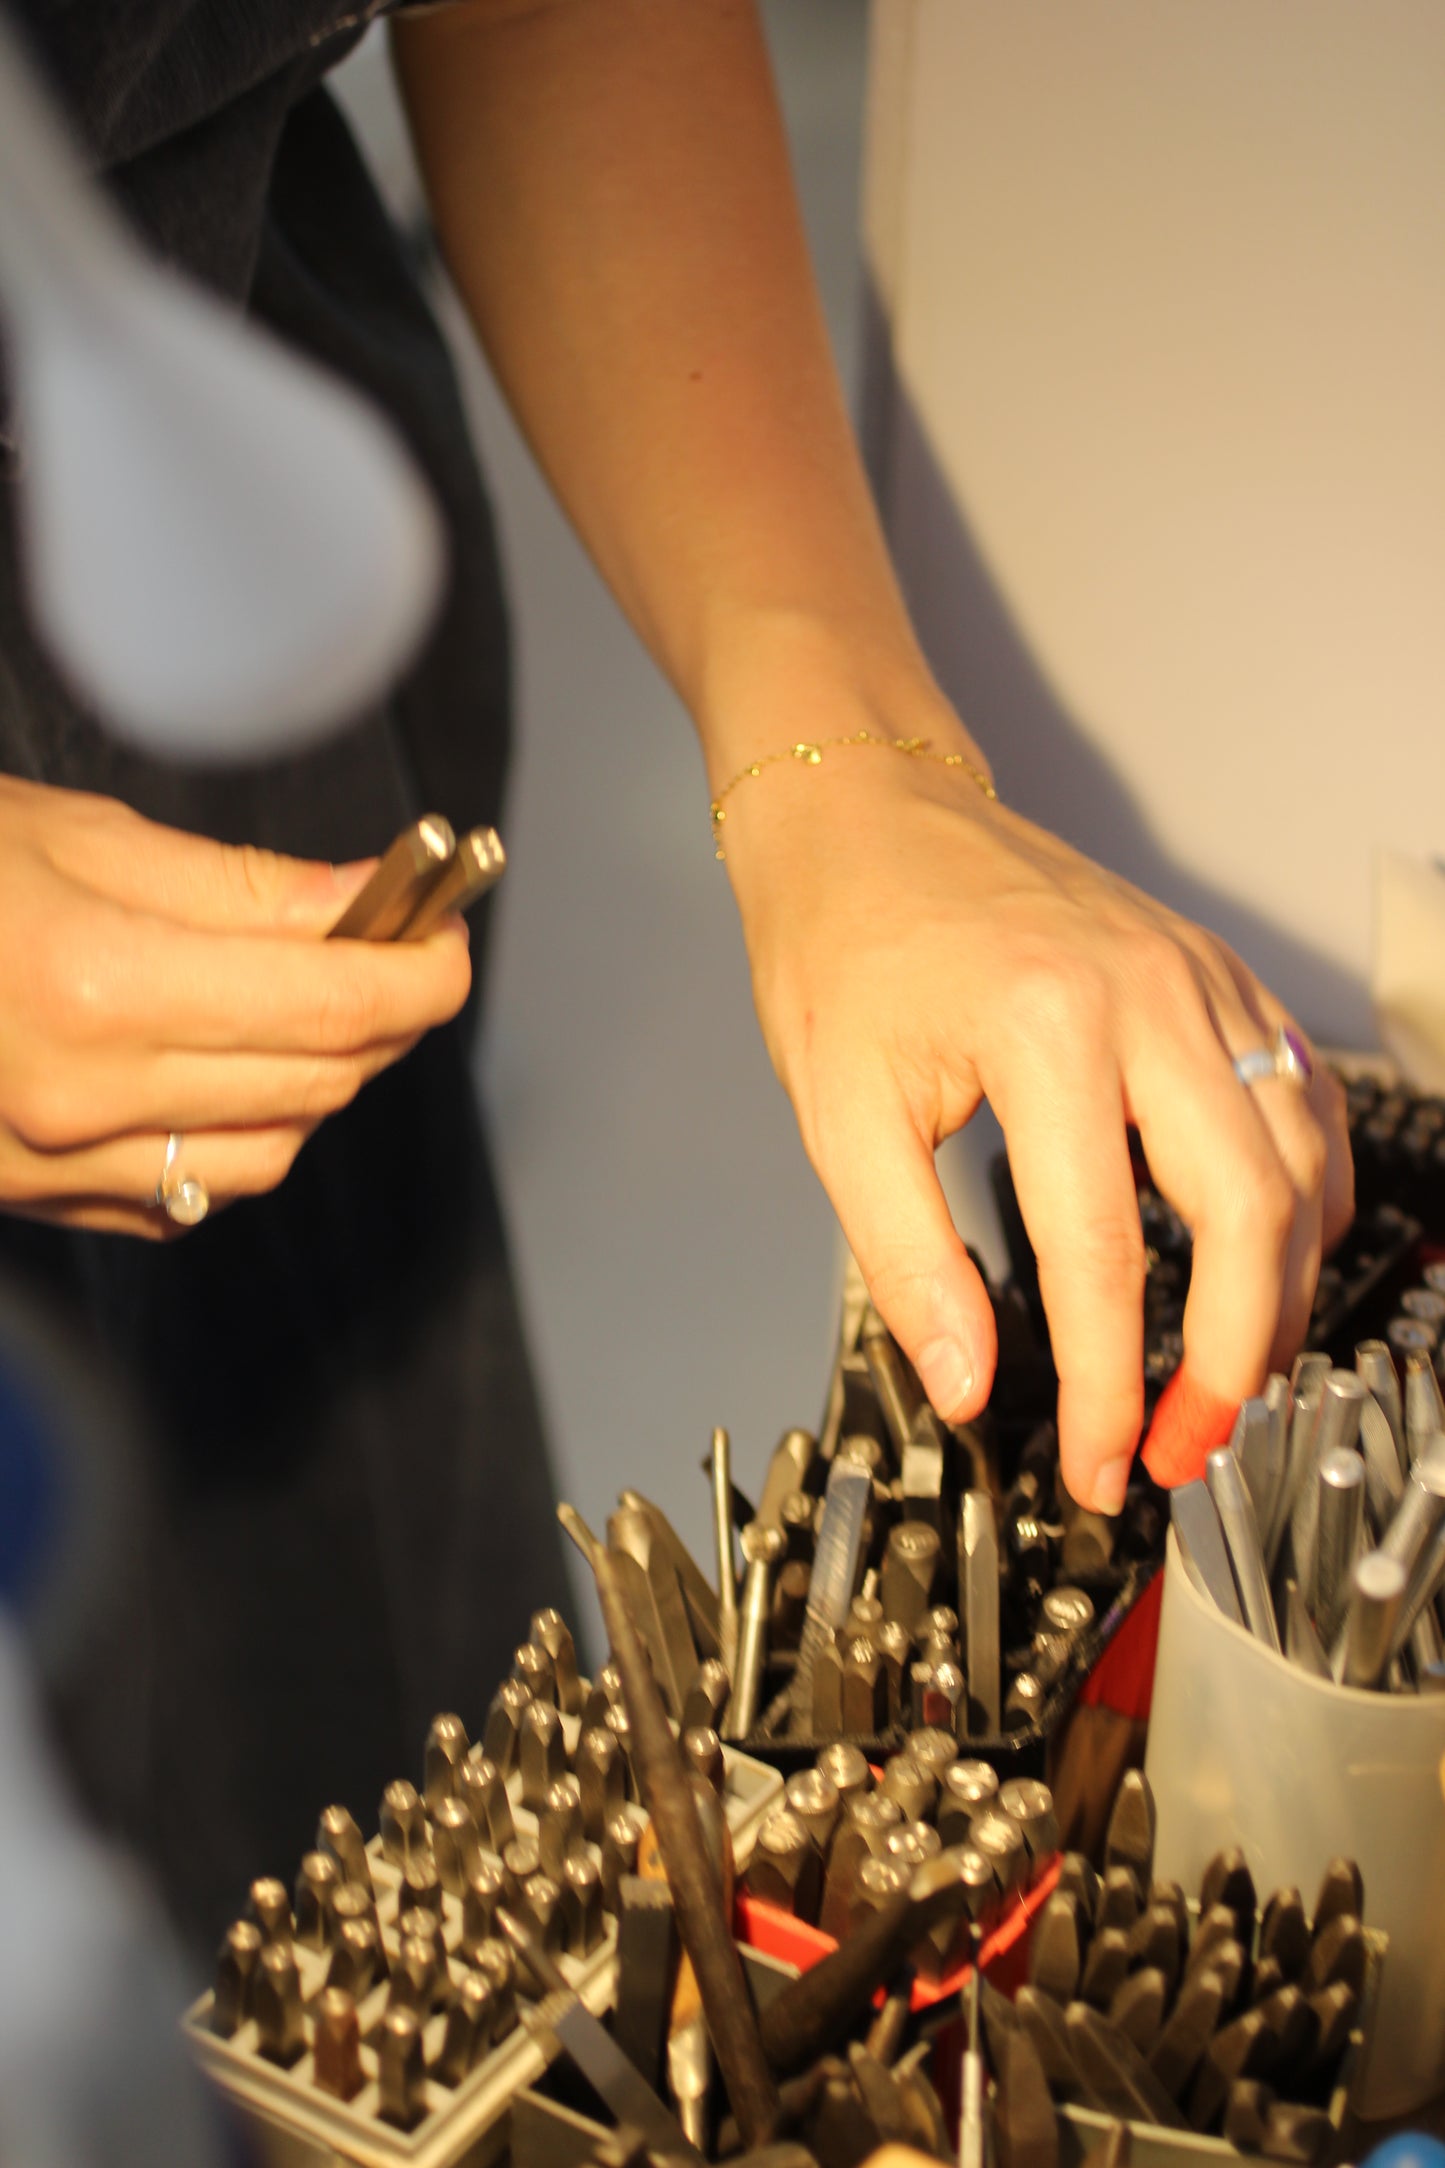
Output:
[183, 1738, 783, 2168]
[509, 1945, 800, 2168]
[1057, 1920, 1385, 2168]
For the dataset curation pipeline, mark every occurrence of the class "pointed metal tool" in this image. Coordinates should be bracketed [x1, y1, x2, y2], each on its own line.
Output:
[1207, 1448, 1280, 1649]
[558, 1503, 780, 2148]
[1171, 1482, 1243, 1624]
[789, 1459, 872, 1736]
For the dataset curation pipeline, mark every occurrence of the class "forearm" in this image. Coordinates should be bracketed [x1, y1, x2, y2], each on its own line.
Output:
[391, 0, 968, 777]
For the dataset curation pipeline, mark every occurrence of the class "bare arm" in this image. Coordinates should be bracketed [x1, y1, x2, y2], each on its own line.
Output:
[392, 0, 931, 761]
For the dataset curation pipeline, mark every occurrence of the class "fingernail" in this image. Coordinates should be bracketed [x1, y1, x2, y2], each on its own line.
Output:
[1091, 1456, 1132, 1517]
[915, 1336, 976, 1424]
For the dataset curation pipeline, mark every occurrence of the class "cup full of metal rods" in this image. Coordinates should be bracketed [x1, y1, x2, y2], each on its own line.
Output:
[1144, 1333, 1445, 2117]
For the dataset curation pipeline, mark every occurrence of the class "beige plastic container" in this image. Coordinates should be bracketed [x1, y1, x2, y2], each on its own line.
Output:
[1145, 1529, 1445, 2117]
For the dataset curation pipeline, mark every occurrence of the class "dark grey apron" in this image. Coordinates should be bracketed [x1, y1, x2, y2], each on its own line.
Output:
[0, 0, 569, 1962]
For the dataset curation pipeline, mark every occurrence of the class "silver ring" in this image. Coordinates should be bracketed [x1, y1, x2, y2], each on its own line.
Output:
[154, 1132, 210, 1226]
[1233, 1025, 1314, 1092]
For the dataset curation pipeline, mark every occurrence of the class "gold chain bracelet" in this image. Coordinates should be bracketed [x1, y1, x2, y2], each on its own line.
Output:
[709, 729, 997, 861]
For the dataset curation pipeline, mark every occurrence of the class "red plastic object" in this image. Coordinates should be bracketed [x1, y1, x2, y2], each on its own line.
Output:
[1140, 1364, 1238, 1489]
[1078, 1571, 1164, 1723]
[733, 1852, 1061, 2013]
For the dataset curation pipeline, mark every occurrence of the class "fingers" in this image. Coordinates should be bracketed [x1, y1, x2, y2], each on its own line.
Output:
[29, 780, 378, 937]
[803, 1069, 998, 1427]
[1192, 945, 1341, 1365]
[0, 1120, 313, 1227]
[987, 1030, 1146, 1516]
[1126, 1016, 1296, 1424]
[35, 897, 470, 1063]
[6, 1035, 422, 1154]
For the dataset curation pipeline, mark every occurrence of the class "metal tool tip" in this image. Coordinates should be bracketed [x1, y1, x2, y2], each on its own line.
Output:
[557, 1501, 603, 1564]
[1354, 1550, 1407, 1600]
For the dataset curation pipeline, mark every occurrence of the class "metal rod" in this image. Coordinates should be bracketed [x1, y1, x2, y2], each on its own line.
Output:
[399, 825, 505, 937]
[1171, 1481, 1243, 1624]
[1283, 1580, 1330, 1678]
[1261, 1376, 1292, 1568]
[1293, 1372, 1366, 1593]
[1335, 1552, 1407, 1688]
[711, 1427, 740, 1676]
[328, 815, 454, 941]
[1356, 1341, 1407, 1481]
[1205, 1450, 1279, 1650]
[789, 1459, 871, 1737]
[1280, 1357, 1330, 1570]
[1228, 1398, 1274, 1536]
[961, 1490, 1001, 1736]
[1390, 1513, 1445, 1657]
[959, 1929, 985, 2168]
[1404, 1350, 1445, 1466]
[724, 1521, 784, 1741]
[558, 1502, 781, 2148]
[862, 1312, 917, 1463]
[1312, 1449, 1364, 1645]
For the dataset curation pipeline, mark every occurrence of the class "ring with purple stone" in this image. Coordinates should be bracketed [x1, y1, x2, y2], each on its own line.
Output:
[1232, 1026, 1314, 1091]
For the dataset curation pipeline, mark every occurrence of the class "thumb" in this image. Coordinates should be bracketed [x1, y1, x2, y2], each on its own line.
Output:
[815, 1084, 997, 1426]
[54, 796, 379, 936]
[158, 841, 379, 937]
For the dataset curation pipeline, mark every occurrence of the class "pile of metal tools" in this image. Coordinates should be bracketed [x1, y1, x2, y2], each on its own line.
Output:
[994, 1153, 1424, 1424]
[182, 1059, 1445, 2167]
[184, 1605, 784, 2158]
[979, 1770, 1373, 2166]
[1171, 1326, 1445, 1688]
[1347, 1073, 1445, 1231]
[741, 1736, 1057, 1971]
[611, 1267, 1161, 1764]
[182, 1516, 1383, 2168]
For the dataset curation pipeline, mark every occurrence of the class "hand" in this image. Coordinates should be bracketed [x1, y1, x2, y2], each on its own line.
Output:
[0, 777, 471, 1238]
[718, 664, 1353, 1514]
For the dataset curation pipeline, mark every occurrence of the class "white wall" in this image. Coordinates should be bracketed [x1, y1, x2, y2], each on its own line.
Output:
[864, 2, 1445, 1050]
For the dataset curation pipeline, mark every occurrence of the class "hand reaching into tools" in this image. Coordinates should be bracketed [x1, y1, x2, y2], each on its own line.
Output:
[0, 775, 470, 1236]
[718, 665, 1353, 1517]
[397, 0, 1352, 1508]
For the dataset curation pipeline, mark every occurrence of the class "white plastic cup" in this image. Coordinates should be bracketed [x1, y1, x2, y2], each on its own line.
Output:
[1145, 1529, 1445, 2117]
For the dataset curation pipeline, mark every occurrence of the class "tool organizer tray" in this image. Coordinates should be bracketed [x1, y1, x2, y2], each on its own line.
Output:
[742, 1554, 1158, 1774]
[183, 1736, 783, 2168]
[507, 1944, 800, 2168]
[1054, 1919, 1387, 2168]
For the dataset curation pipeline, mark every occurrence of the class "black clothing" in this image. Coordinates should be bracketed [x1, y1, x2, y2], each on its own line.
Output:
[0, 0, 569, 1958]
